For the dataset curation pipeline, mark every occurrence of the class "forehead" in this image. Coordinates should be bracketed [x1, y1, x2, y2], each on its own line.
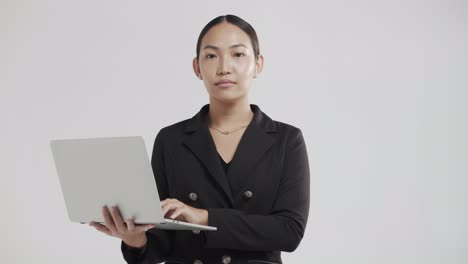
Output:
[201, 22, 252, 50]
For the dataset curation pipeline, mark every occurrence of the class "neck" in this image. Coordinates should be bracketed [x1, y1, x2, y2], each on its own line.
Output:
[207, 98, 254, 130]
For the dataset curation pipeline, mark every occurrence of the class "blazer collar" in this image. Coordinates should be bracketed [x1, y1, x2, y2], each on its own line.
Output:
[183, 104, 277, 134]
[182, 104, 277, 206]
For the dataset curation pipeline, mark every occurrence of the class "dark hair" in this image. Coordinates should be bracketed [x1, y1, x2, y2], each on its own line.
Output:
[196, 15, 260, 61]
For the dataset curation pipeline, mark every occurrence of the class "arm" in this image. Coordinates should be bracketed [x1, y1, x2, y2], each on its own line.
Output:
[121, 129, 174, 264]
[203, 128, 310, 252]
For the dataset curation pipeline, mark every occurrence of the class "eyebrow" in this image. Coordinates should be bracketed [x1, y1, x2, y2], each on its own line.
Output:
[203, 44, 248, 50]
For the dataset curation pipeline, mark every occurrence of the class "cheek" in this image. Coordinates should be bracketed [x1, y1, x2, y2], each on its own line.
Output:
[235, 60, 256, 76]
[199, 61, 215, 75]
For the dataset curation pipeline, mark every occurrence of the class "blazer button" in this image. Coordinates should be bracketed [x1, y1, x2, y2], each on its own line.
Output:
[222, 255, 231, 264]
[189, 192, 198, 202]
[193, 259, 203, 264]
[243, 190, 253, 200]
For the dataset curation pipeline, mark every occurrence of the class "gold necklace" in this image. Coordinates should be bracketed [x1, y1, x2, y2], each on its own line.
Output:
[210, 125, 248, 135]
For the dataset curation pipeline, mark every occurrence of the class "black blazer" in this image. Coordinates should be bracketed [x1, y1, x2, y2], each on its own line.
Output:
[121, 104, 310, 264]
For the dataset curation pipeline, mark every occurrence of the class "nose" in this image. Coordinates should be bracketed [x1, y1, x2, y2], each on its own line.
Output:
[217, 57, 231, 76]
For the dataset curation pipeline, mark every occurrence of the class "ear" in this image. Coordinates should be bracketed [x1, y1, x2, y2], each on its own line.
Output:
[192, 57, 202, 80]
[254, 54, 264, 78]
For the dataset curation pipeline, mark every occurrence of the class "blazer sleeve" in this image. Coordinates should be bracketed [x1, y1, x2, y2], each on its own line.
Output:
[203, 128, 310, 252]
[121, 129, 174, 264]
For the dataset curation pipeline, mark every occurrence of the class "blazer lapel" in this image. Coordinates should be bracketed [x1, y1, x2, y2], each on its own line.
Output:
[226, 105, 277, 198]
[182, 104, 234, 206]
[182, 104, 277, 206]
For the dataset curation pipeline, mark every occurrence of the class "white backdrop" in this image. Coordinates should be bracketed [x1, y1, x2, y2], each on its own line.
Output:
[3, 0, 467, 263]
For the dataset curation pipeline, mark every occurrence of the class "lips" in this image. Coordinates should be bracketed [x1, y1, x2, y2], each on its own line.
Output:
[215, 80, 236, 85]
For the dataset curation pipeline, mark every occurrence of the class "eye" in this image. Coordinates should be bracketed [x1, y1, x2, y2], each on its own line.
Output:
[206, 54, 217, 59]
[234, 52, 245, 57]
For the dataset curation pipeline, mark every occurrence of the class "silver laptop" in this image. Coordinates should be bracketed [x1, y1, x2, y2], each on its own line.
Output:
[50, 136, 217, 231]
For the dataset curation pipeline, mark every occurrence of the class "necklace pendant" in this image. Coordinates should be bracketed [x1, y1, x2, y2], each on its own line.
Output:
[222, 131, 229, 135]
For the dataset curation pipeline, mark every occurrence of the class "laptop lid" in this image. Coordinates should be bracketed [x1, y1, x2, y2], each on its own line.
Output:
[50, 136, 166, 224]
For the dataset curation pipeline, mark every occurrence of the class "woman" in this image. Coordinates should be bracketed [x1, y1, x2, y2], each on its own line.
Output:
[90, 14, 310, 264]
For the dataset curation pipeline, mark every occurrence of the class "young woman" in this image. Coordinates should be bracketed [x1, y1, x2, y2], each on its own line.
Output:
[90, 14, 310, 264]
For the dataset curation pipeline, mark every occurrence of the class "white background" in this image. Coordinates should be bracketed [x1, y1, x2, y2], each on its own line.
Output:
[2, 0, 467, 263]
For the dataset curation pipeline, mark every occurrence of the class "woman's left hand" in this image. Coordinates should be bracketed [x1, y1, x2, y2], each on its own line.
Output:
[161, 198, 208, 226]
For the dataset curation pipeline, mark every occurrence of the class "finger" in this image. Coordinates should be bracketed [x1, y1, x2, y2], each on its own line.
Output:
[168, 203, 188, 219]
[161, 202, 182, 218]
[169, 205, 188, 220]
[146, 224, 156, 230]
[109, 206, 127, 233]
[102, 206, 117, 233]
[126, 218, 135, 232]
[90, 222, 112, 236]
[160, 198, 175, 207]
[144, 224, 156, 231]
[161, 199, 181, 212]
[161, 200, 175, 216]
[135, 224, 156, 233]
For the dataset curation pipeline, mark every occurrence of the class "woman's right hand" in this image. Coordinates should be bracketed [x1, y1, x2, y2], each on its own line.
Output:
[89, 205, 156, 248]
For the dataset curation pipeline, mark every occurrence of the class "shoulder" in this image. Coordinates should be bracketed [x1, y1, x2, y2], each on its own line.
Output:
[272, 120, 303, 134]
[271, 119, 305, 143]
[153, 118, 191, 143]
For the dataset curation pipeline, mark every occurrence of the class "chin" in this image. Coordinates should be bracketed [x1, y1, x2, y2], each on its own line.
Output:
[213, 93, 248, 104]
